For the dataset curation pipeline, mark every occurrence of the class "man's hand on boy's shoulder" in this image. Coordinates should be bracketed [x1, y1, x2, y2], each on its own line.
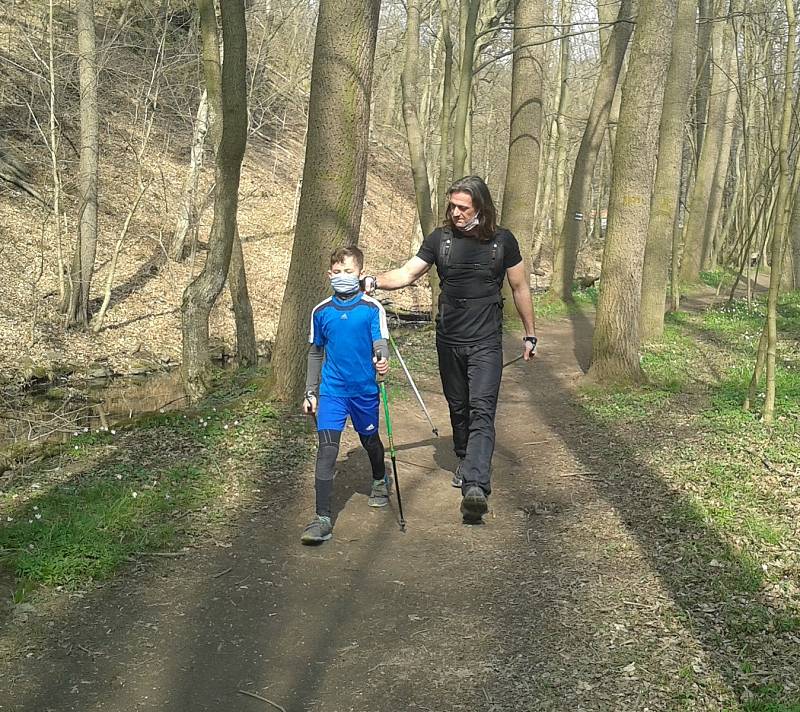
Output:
[374, 356, 389, 377]
[302, 392, 317, 414]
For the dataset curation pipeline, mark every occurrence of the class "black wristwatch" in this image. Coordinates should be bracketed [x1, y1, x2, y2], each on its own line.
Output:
[523, 335, 538, 347]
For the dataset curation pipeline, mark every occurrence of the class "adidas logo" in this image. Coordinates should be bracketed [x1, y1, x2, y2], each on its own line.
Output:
[365, 424, 375, 431]
[340, 313, 348, 320]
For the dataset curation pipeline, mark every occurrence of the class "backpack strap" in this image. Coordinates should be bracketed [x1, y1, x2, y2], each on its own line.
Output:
[491, 232, 506, 276]
[438, 227, 453, 268]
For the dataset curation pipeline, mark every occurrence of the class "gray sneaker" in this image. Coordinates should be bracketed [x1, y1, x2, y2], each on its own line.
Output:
[368, 477, 390, 507]
[300, 515, 333, 544]
[451, 460, 464, 488]
[460, 486, 488, 524]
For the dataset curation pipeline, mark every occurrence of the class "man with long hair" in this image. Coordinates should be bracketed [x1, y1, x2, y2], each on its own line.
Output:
[365, 176, 537, 524]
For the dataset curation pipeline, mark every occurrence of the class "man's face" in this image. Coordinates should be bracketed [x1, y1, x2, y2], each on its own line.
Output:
[449, 191, 477, 229]
[328, 255, 363, 279]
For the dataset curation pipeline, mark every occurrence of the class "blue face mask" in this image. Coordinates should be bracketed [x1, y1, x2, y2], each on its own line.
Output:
[330, 273, 360, 294]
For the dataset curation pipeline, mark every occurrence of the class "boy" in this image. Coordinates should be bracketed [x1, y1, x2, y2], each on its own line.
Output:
[300, 246, 391, 544]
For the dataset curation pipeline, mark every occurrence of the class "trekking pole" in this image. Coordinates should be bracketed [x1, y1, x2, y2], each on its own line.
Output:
[503, 354, 524, 369]
[378, 378, 406, 531]
[388, 333, 439, 437]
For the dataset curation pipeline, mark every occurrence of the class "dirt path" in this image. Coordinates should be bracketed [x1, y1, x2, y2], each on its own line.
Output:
[0, 311, 759, 710]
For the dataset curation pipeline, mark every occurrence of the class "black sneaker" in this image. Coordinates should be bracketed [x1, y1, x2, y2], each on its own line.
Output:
[451, 460, 464, 488]
[300, 515, 333, 544]
[460, 486, 488, 524]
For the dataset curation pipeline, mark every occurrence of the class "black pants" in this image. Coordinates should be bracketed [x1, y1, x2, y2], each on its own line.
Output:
[436, 338, 502, 495]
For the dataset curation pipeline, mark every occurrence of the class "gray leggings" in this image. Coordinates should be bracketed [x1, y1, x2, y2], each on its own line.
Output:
[314, 430, 386, 517]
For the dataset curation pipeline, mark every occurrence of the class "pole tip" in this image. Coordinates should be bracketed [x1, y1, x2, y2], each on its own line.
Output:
[432, 428, 439, 437]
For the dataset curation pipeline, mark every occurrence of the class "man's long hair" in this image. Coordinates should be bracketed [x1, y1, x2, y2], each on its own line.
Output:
[444, 175, 498, 242]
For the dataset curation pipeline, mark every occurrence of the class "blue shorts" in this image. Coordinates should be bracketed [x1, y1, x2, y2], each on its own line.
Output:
[317, 393, 380, 435]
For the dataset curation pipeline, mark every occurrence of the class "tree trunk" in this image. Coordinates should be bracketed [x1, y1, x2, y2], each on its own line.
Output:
[170, 90, 210, 262]
[401, 0, 436, 238]
[228, 227, 258, 366]
[548, 0, 636, 303]
[453, 0, 479, 179]
[694, 0, 714, 161]
[701, 75, 738, 269]
[195, 0, 258, 367]
[436, 0, 454, 220]
[786, 188, 800, 291]
[402, 0, 439, 316]
[680, 3, 736, 283]
[500, 0, 546, 314]
[761, 0, 796, 423]
[270, 0, 381, 403]
[64, 0, 99, 329]
[639, 0, 697, 340]
[587, 0, 676, 384]
[597, 0, 620, 58]
[552, 0, 572, 238]
[181, 0, 248, 401]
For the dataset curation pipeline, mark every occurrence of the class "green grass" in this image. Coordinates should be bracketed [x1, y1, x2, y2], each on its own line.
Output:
[700, 267, 736, 289]
[0, 370, 314, 588]
[0, 463, 216, 585]
[532, 285, 599, 320]
[575, 286, 800, 705]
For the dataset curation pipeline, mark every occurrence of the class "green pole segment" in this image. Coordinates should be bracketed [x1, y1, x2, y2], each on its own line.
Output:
[379, 380, 406, 530]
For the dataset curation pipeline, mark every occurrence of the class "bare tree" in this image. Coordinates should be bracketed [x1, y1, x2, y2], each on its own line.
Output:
[548, 0, 636, 303]
[639, 0, 697, 340]
[588, 0, 676, 384]
[453, 0, 480, 179]
[402, 0, 436, 238]
[760, 0, 795, 423]
[181, 0, 249, 400]
[270, 0, 381, 402]
[63, 0, 99, 329]
[680, 1, 737, 284]
[499, 0, 545, 314]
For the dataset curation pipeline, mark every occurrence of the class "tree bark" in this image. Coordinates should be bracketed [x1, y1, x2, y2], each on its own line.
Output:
[701, 74, 738, 269]
[680, 3, 736, 283]
[402, 0, 439, 315]
[195, 0, 258, 367]
[548, 0, 636, 303]
[64, 0, 99, 329]
[181, 0, 248, 401]
[786, 187, 800, 291]
[639, 0, 697, 340]
[270, 0, 381, 403]
[228, 226, 258, 366]
[587, 0, 676, 384]
[761, 0, 795, 423]
[436, 0, 454, 220]
[694, 0, 714, 161]
[402, 0, 436, 238]
[170, 90, 210, 262]
[552, 0, 572, 238]
[500, 0, 546, 314]
[453, 0, 480, 179]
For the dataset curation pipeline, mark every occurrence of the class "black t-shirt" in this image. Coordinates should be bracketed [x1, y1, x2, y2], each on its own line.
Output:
[417, 227, 523, 345]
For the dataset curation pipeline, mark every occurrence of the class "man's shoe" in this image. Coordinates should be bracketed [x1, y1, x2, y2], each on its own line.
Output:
[460, 486, 488, 524]
[300, 515, 333, 544]
[368, 477, 390, 507]
[451, 460, 464, 488]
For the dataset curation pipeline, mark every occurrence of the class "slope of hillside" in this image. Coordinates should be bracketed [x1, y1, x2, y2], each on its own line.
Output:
[0, 2, 420, 381]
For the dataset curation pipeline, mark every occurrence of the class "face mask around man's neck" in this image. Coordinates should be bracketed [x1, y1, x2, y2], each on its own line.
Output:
[330, 273, 361, 295]
[460, 212, 480, 232]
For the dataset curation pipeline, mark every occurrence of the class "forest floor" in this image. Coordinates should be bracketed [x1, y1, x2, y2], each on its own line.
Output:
[1, 283, 799, 712]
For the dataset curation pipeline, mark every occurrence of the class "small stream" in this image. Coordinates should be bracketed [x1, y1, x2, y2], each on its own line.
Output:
[0, 369, 188, 450]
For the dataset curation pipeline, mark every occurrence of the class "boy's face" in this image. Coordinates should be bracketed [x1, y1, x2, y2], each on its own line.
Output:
[328, 255, 364, 279]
